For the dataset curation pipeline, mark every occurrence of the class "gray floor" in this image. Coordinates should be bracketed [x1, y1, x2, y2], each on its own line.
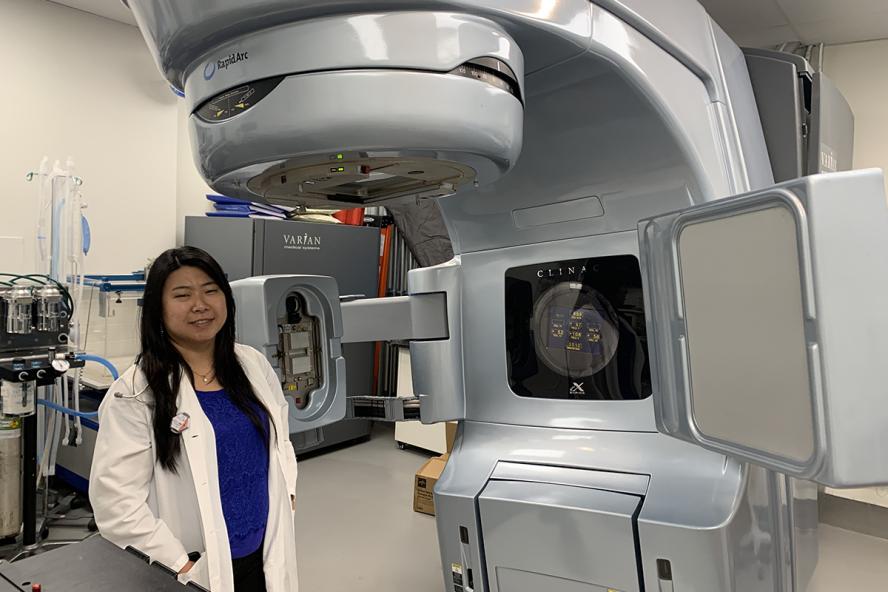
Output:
[5, 423, 888, 590]
[294, 423, 443, 592]
[810, 525, 888, 591]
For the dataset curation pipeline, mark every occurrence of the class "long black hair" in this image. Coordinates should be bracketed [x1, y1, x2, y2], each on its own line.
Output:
[139, 246, 270, 472]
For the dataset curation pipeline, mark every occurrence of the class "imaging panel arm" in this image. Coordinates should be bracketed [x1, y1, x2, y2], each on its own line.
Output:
[340, 293, 449, 343]
[339, 293, 447, 422]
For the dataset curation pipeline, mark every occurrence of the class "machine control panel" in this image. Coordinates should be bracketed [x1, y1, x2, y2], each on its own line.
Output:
[505, 256, 650, 400]
[195, 76, 284, 123]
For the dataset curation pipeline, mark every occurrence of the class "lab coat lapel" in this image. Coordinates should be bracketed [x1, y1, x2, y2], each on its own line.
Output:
[176, 373, 233, 591]
[238, 351, 286, 447]
[238, 351, 295, 497]
[235, 350, 298, 590]
[176, 376, 214, 492]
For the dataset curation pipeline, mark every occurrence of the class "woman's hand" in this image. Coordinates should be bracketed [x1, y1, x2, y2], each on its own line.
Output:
[179, 560, 195, 575]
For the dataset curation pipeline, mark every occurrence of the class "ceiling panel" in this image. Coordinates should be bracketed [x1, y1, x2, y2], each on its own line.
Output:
[724, 25, 801, 49]
[795, 10, 888, 45]
[699, 0, 888, 46]
[777, 0, 888, 24]
[700, 0, 791, 31]
[45, 0, 888, 46]
[47, 0, 136, 26]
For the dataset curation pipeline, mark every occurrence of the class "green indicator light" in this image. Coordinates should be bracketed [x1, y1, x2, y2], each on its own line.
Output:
[336, 153, 344, 160]
[338, 167, 345, 172]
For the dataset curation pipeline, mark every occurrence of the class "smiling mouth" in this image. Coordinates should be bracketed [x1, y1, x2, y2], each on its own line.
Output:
[190, 318, 214, 327]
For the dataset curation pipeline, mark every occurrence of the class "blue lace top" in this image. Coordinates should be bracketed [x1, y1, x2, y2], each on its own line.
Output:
[196, 389, 270, 559]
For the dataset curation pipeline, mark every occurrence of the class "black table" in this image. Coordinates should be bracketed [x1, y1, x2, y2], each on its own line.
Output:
[0, 536, 207, 591]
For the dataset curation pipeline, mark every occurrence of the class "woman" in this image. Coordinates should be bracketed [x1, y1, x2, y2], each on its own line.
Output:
[90, 246, 299, 591]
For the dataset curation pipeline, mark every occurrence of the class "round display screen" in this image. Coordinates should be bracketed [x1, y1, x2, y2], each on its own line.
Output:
[531, 282, 620, 377]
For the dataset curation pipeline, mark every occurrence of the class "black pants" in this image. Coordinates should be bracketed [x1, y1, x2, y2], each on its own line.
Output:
[232, 547, 266, 592]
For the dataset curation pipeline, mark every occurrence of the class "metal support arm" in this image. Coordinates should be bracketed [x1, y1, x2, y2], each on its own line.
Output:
[340, 293, 448, 343]
[340, 293, 447, 421]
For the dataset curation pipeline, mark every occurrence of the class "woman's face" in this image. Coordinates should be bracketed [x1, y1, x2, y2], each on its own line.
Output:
[161, 266, 228, 350]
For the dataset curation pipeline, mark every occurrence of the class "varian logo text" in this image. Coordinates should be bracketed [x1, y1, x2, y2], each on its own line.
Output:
[283, 233, 321, 251]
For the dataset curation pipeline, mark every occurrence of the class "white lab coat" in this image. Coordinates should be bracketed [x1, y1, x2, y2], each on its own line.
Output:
[89, 344, 299, 592]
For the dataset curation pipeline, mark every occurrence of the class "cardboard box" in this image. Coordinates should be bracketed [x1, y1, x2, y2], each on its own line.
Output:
[445, 421, 458, 453]
[413, 455, 449, 516]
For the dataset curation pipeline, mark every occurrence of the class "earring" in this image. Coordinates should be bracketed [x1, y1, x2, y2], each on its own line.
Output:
[160, 326, 165, 336]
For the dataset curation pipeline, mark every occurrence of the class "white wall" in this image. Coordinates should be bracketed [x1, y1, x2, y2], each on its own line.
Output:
[176, 100, 215, 246]
[822, 38, 888, 509]
[0, 0, 178, 275]
[824, 39, 888, 195]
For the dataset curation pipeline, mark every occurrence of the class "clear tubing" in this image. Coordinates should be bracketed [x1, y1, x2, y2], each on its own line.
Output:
[47, 377, 63, 477]
[35, 157, 51, 274]
[39, 382, 56, 481]
[69, 176, 87, 445]
[72, 368, 83, 445]
[37, 384, 55, 482]
[50, 162, 65, 282]
[62, 373, 71, 446]
[65, 160, 76, 282]
[62, 158, 79, 293]
[69, 199, 84, 347]
[36, 398, 97, 419]
[71, 163, 88, 447]
[39, 378, 62, 479]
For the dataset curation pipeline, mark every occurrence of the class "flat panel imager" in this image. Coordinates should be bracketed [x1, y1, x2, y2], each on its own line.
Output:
[124, 1, 888, 590]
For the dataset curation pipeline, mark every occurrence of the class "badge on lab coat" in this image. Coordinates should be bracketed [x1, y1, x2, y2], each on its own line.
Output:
[170, 412, 190, 434]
